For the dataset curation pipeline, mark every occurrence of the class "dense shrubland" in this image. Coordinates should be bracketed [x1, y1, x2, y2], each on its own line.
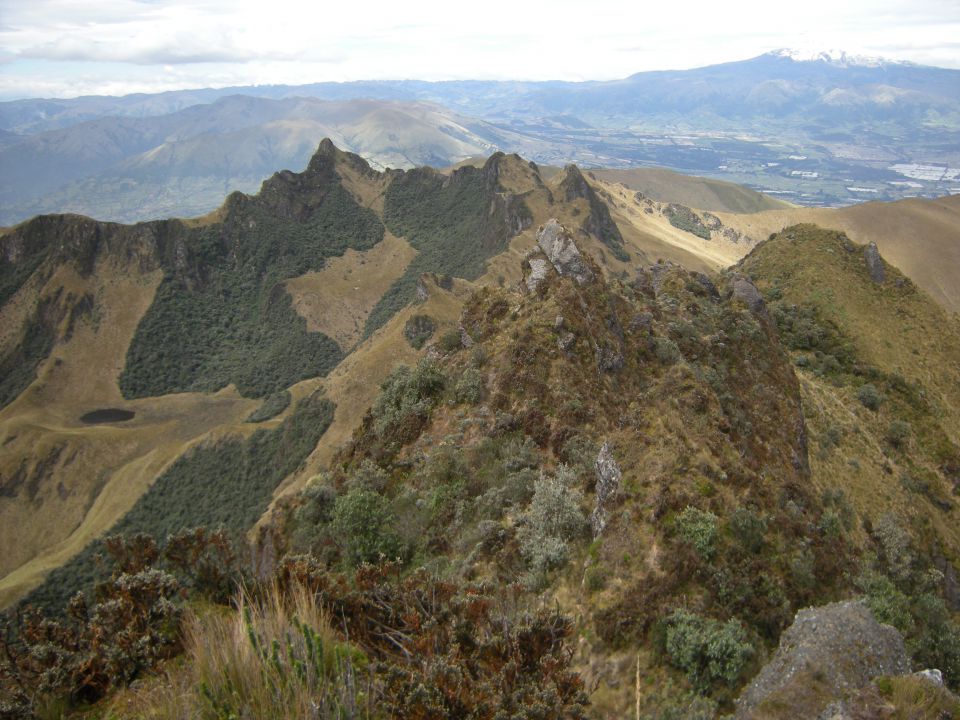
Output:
[364, 158, 531, 337]
[120, 180, 383, 399]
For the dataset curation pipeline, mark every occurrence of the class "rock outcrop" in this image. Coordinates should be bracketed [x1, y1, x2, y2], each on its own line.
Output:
[730, 274, 767, 316]
[735, 600, 911, 719]
[526, 258, 549, 292]
[864, 241, 886, 283]
[536, 220, 594, 285]
[590, 442, 622, 537]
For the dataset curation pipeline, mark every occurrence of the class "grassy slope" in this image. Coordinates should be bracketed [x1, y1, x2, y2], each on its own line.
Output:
[0, 145, 393, 606]
[285, 232, 417, 352]
[719, 195, 960, 314]
[0, 255, 259, 607]
[590, 166, 792, 214]
[24, 390, 335, 613]
[739, 224, 960, 554]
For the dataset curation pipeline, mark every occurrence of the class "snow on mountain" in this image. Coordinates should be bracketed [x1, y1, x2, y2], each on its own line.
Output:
[768, 48, 913, 68]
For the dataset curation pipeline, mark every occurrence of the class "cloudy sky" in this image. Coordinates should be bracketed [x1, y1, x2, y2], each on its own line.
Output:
[0, 0, 958, 100]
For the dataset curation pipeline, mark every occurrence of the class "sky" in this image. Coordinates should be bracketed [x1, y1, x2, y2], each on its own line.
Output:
[0, 0, 958, 100]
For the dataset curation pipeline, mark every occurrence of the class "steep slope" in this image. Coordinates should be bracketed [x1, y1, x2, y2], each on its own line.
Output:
[739, 224, 960, 524]
[269, 219, 853, 716]
[589, 167, 792, 214]
[719, 194, 960, 314]
[0, 142, 543, 608]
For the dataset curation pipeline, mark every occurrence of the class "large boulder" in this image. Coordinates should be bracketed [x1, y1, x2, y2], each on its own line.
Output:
[590, 442, 622, 537]
[536, 219, 594, 285]
[864, 241, 886, 283]
[735, 600, 910, 719]
[730, 274, 767, 316]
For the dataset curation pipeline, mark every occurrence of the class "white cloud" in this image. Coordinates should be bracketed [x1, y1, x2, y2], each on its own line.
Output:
[0, 0, 957, 99]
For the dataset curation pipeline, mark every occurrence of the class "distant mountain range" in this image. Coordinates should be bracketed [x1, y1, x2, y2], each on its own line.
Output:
[1, 50, 958, 224]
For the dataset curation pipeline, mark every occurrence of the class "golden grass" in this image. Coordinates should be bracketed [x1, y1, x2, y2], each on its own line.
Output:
[718, 195, 960, 313]
[285, 233, 417, 352]
[593, 178, 745, 271]
[591, 167, 792, 214]
[0, 255, 258, 608]
[875, 675, 960, 719]
[104, 584, 369, 720]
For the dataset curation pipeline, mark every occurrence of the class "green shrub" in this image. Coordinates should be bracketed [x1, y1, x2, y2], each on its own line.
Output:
[331, 488, 402, 565]
[675, 506, 719, 561]
[403, 314, 436, 349]
[246, 390, 291, 422]
[857, 383, 883, 411]
[728, 507, 767, 554]
[437, 329, 462, 353]
[664, 204, 711, 240]
[663, 609, 754, 690]
[654, 336, 681, 365]
[519, 466, 587, 575]
[371, 360, 446, 444]
[886, 420, 911, 449]
[455, 367, 485, 404]
[873, 513, 915, 583]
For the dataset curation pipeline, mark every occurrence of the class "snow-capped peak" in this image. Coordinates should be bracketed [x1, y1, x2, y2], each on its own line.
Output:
[768, 48, 911, 68]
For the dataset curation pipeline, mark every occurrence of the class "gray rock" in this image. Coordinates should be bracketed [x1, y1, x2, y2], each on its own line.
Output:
[590, 442, 622, 537]
[731, 274, 767, 316]
[650, 261, 673, 296]
[526, 257, 549, 292]
[702, 212, 723, 230]
[864, 242, 886, 283]
[594, 342, 624, 374]
[416, 277, 429, 302]
[722, 226, 743, 243]
[735, 600, 910, 719]
[537, 219, 594, 285]
[914, 668, 945, 687]
[694, 272, 720, 300]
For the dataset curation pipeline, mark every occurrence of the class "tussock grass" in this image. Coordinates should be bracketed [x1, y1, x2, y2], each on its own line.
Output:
[116, 584, 372, 720]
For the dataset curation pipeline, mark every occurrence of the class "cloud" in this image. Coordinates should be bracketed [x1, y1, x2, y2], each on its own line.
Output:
[0, 0, 957, 99]
[21, 40, 264, 65]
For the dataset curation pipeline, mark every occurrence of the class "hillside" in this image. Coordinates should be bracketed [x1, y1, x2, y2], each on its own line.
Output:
[2, 143, 960, 718]
[588, 167, 792, 214]
[719, 194, 960, 313]
[0, 142, 659, 608]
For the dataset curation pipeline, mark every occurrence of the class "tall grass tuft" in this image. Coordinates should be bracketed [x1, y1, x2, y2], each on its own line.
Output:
[123, 584, 373, 719]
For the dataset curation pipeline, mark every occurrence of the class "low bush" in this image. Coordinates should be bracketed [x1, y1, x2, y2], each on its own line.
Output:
[402, 314, 436, 349]
[331, 488, 403, 566]
[675, 506, 719, 561]
[728, 507, 767, 554]
[519, 466, 587, 576]
[857, 383, 883, 411]
[663, 609, 754, 690]
[246, 389, 292, 422]
[371, 360, 446, 446]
